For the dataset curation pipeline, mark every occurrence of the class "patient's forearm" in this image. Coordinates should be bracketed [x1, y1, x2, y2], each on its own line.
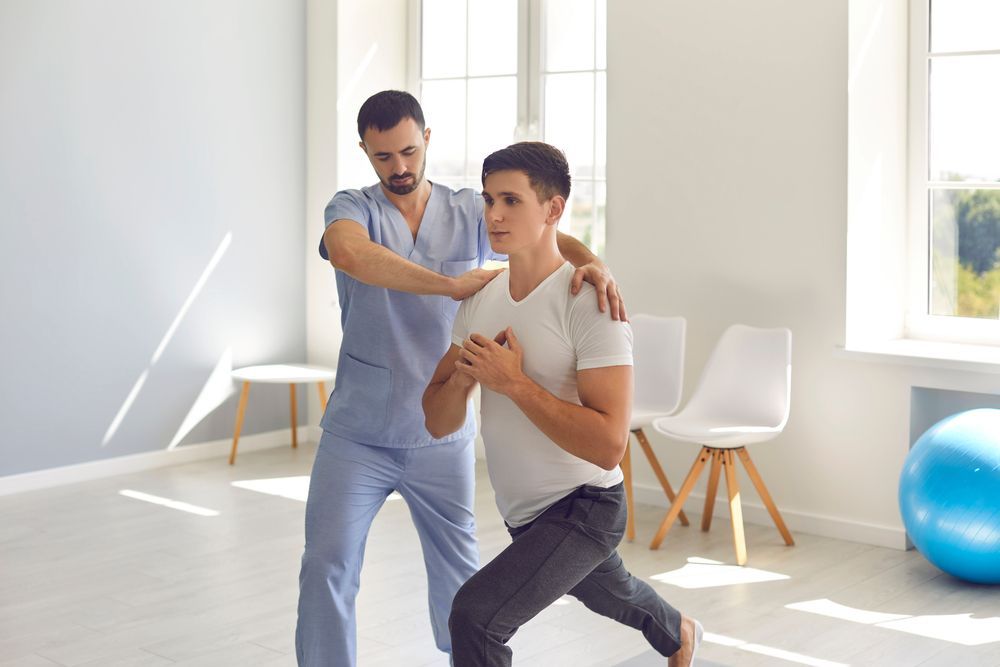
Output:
[505, 378, 627, 470]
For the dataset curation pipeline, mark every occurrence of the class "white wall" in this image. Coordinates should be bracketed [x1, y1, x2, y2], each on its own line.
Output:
[0, 0, 307, 475]
[609, 0, 1000, 549]
[306, 0, 341, 423]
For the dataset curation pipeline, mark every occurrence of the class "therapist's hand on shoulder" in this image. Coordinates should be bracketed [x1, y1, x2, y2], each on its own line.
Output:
[570, 261, 627, 322]
[456, 328, 525, 395]
[450, 267, 505, 301]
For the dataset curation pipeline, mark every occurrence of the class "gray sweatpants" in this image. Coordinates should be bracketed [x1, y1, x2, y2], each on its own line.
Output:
[449, 483, 683, 666]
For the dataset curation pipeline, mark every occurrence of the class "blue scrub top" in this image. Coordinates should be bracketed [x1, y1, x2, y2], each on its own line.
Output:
[318, 182, 502, 448]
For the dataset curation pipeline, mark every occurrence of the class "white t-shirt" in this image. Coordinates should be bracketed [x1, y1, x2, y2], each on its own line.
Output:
[451, 262, 632, 527]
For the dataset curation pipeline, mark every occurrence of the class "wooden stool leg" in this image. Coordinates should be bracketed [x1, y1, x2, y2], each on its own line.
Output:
[289, 384, 298, 449]
[229, 381, 250, 465]
[634, 429, 690, 526]
[317, 381, 329, 411]
[702, 449, 723, 532]
[723, 450, 748, 565]
[650, 447, 711, 549]
[736, 447, 794, 546]
[621, 437, 636, 541]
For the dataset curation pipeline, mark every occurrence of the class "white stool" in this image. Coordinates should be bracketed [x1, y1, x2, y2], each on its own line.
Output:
[229, 364, 336, 464]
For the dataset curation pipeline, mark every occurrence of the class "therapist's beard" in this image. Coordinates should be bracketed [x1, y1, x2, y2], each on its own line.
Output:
[383, 156, 427, 195]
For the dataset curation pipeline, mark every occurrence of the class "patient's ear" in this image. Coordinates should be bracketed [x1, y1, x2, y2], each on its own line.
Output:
[545, 195, 566, 226]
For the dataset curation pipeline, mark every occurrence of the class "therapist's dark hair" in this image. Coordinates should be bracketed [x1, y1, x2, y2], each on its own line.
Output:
[481, 142, 571, 202]
[357, 90, 426, 140]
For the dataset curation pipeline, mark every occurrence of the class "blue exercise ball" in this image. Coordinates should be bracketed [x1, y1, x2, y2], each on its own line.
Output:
[899, 408, 1000, 584]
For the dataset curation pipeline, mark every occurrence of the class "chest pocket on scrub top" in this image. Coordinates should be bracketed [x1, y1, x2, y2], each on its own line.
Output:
[440, 258, 478, 320]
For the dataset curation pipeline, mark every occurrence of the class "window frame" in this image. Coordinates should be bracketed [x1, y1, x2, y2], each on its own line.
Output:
[409, 0, 607, 255]
[905, 0, 1000, 346]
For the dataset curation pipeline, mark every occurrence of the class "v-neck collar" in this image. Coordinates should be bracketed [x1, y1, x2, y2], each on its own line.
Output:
[506, 262, 570, 306]
[375, 182, 438, 259]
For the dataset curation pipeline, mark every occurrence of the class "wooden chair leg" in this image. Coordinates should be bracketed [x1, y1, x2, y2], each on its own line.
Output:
[634, 429, 690, 527]
[229, 381, 250, 465]
[723, 450, 748, 565]
[317, 381, 329, 411]
[289, 384, 298, 449]
[650, 447, 711, 549]
[702, 449, 723, 532]
[736, 447, 794, 546]
[621, 438, 636, 541]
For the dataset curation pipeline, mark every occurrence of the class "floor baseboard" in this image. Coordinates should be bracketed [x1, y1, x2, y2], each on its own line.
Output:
[631, 483, 906, 550]
[0, 425, 325, 497]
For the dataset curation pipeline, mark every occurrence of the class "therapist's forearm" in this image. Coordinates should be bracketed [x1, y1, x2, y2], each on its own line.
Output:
[329, 233, 455, 296]
[556, 231, 601, 269]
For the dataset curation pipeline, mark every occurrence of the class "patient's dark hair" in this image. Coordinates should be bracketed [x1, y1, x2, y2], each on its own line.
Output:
[481, 142, 571, 201]
[357, 90, 425, 139]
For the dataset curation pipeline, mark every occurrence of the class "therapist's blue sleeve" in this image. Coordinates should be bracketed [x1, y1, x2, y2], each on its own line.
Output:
[319, 192, 371, 261]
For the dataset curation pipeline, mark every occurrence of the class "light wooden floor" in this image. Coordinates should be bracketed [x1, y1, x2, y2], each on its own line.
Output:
[2, 441, 999, 666]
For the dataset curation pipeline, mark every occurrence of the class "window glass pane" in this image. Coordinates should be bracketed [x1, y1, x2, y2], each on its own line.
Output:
[929, 55, 1000, 182]
[560, 180, 594, 249]
[468, 0, 518, 76]
[931, 0, 1000, 53]
[467, 76, 518, 178]
[596, 0, 607, 70]
[423, 0, 466, 78]
[544, 73, 595, 179]
[421, 79, 466, 179]
[595, 72, 606, 180]
[544, 0, 595, 72]
[559, 181, 594, 239]
[593, 181, 606, 257]
[929, 188, 1000, 319]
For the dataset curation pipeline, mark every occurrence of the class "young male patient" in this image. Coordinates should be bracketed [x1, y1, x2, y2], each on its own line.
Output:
[422, 142, 702, 666]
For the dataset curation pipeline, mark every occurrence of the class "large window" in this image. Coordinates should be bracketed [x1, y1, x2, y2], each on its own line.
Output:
[909, 0, 1000, 342]
[413, 0, 607, 255]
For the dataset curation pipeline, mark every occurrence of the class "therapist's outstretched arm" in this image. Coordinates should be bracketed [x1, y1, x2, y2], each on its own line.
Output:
[324, 220, 502, 299]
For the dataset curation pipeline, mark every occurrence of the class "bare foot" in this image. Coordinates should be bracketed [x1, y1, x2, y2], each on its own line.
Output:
[667, 615, 703, 667]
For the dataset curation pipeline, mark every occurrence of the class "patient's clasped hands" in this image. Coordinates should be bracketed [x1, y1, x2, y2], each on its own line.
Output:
[456, 328, 526, 395]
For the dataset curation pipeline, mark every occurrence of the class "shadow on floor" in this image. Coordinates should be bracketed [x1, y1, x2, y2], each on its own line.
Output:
[613, 651, 728, 667]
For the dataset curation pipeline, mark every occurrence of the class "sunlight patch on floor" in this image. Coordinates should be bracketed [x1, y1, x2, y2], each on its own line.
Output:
[651, 556, 790, 589]
[231, 476, 403, 503]
[788, 598, 1000, 646]
[704, 631, 848, 667]
[118, 489, 219, 516]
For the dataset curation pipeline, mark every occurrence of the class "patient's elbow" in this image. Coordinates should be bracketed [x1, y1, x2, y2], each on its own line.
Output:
[598, 438, 628, 471]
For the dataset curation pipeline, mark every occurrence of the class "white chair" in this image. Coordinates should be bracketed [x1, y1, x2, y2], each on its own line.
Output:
[649, 324, 794, 565]
[621, 314, 690, 542]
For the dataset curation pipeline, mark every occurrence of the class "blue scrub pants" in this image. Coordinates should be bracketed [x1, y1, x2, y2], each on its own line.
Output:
[296, 431, 479, 666]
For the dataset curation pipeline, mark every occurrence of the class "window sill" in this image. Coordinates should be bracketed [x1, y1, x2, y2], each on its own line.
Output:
[837, 339, 1000, 374]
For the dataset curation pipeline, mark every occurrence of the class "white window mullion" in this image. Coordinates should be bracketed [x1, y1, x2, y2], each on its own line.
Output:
[463, 0, 472, 182]
[905, 0, 931, 334]
[406, 0, 422, 96]
[516, 0, 531, 140]
[591, 1, 599, 244]
[527, 0, 543, 141]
